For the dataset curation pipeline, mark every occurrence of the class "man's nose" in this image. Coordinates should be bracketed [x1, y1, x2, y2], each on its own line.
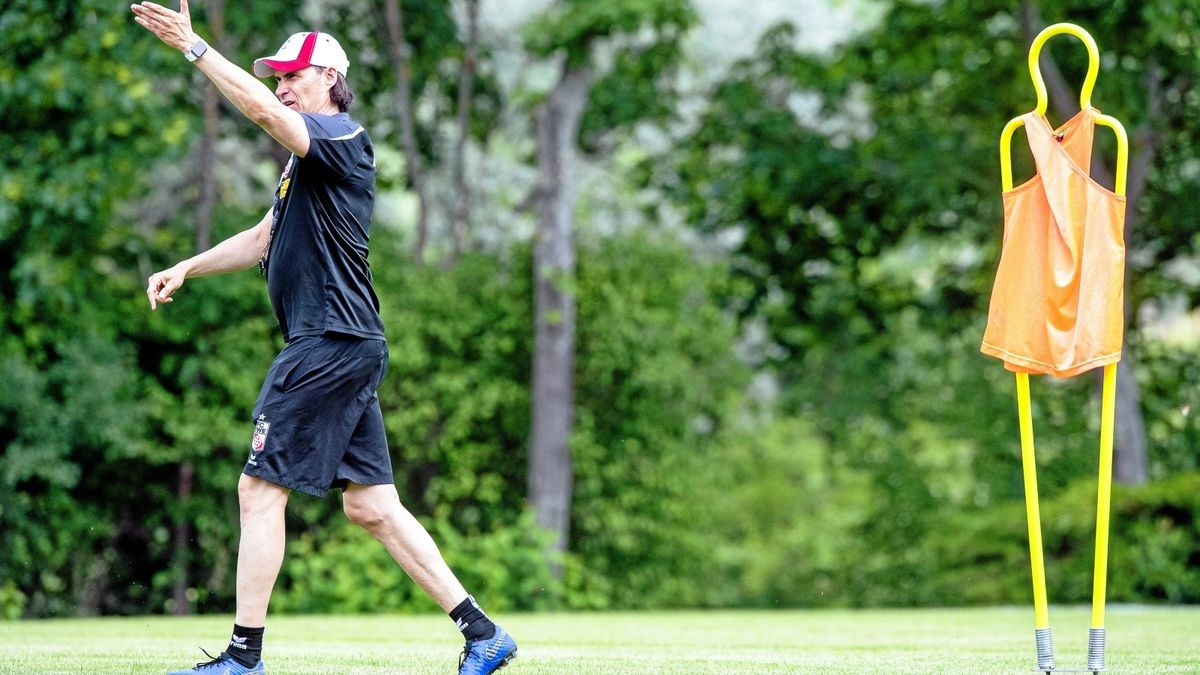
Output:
[275, 82, 287, 97]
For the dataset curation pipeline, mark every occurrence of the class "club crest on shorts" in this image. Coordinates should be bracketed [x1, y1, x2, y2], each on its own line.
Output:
[249, 415, 271, 465]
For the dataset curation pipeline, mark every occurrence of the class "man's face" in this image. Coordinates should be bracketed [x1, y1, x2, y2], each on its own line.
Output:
[273, 66, 335, 113]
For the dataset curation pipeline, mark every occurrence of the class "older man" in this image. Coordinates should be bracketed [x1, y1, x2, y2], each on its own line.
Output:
[131, 2, 517, 673]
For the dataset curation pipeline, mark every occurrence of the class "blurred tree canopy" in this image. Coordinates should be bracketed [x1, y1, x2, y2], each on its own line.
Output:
[1, 0, 1197, 619]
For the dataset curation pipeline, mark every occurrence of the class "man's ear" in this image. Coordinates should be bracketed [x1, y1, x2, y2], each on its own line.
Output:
[325, 67, 338, 87]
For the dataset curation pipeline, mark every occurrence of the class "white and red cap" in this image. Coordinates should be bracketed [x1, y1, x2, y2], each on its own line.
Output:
[252, 32, 350, 78]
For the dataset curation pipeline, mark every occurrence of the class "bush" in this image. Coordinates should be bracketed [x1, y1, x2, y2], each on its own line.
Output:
[922, 472, 1200, 605]
[566, 230, 748, 608]
[272, 510, 561, 614]
[702, 417, 873, 608]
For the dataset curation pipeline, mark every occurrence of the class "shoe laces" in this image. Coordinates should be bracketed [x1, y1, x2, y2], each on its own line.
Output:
[193, 648, 228, 670]
[458, 642, 470, 671]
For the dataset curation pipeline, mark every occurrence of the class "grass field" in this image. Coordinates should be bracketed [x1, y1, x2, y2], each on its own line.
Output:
[1, 605, 1197, 674]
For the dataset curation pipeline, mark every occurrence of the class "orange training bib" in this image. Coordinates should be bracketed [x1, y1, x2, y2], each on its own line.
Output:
[981, 107, 1126, 377]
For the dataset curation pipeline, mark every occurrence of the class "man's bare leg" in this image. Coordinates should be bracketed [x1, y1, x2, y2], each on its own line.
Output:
[235, 473, 290, 626]
[343, 482, 518, 672]
[342, 482, 466, 610]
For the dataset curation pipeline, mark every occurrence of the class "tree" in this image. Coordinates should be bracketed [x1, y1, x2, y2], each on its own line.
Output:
[319, 0, 501, 262]
[0, 0, 194, 617]
[449, 0, 480, 261]
[528, 58, 591, 575]
[382, 0, 432, 262]
[1016, 0, 1152, 484]
[522, 0, 698, 574]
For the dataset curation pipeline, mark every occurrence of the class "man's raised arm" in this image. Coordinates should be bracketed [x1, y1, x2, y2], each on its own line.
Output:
[130, 1, 311, 157]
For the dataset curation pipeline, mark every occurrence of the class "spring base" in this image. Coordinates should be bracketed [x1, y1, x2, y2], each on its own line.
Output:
[1087, 627, 1106, 671]
[1035, 626, 1055, 671]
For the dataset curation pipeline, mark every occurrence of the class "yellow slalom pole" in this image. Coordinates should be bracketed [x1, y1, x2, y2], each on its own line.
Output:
[1089, 69, 1125, 674]
[1088, 363, 1118, 669]
[1016, 372, 1054, 670]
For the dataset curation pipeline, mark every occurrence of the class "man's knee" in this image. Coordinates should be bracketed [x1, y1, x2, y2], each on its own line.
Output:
[344, 500, 384, 531]
[343, 485, 399, 532]
[238, 474, 288, 520]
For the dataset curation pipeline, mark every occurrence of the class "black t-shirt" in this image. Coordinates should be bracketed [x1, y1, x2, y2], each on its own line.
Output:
[263, 112, 385, 342]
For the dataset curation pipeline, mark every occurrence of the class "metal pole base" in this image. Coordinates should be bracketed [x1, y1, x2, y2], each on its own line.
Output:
[1036, 627, 1055, 671]
[1088, 627, 1106, 671]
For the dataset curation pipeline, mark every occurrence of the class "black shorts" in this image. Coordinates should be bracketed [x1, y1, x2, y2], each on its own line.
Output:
[243, 334, 393, 497]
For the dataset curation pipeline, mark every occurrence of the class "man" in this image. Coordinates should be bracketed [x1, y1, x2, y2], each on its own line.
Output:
[131, 3, 518, 674]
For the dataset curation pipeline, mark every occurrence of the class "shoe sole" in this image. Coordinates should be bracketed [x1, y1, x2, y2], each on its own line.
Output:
[492, 648, 517, 673]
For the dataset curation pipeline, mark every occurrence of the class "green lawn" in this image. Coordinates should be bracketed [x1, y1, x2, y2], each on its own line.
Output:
[1, 605, 1197, 674]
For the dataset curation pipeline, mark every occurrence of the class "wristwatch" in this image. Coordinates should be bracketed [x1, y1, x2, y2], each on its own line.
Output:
[185, 38, 209, 62]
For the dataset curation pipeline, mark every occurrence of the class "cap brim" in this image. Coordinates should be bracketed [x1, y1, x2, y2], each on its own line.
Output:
[253, 58, 309, 77]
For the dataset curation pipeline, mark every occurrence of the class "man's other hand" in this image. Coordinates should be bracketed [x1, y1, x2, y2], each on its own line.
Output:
[146, 264, 188, 310]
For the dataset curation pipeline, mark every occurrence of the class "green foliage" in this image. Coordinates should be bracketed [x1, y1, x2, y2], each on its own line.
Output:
[521, 0, 698, 155]
[1136, 340, 1200, 479]
[0, 1, 189, 260]
[370, 232, 745, 611]
[373, 251, 533, 529]
[274, 510, 560, 613]
[317, 0, 504, 166]
[0, 580, 25, 621]
[580, 37, 692, 152]
[567, 230, 748, 608]
[923, 472, 1200, 605]
[525, 0, 696, 67]
[703, 417, 873, 607]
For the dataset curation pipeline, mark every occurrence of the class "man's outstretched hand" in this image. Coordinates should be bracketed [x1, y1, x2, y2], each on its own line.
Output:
[146, 264, 188, 310]
[131, 1, 199, 53]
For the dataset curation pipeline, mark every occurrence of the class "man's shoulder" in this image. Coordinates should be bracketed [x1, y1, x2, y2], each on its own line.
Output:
[301, 112, 368, 141]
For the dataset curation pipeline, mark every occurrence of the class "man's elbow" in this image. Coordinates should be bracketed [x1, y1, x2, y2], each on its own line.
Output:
[253, 219, 273, 246]
[251, 228, 270, 255]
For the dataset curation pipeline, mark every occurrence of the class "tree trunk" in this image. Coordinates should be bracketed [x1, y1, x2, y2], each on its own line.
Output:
[1020, 1, 1151, 484]
[194, 0, 225, 252]
[1112, 357, 1149, 483]
[1105, 64, 1161, 486]
[196, 85, 218, 253]
[171, 460, 195, 616]
[171, 0, 224, 616]
[529, 61, 592, 575]
[382, 0, 432, 263]
[448, 0, 480, 263]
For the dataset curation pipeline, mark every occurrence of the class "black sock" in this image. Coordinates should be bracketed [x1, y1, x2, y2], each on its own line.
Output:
[449, 595, 496, 642]
[226, 624, 264, 667]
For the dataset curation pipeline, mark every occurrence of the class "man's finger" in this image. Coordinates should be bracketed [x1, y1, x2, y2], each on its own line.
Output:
[130, 6, 161, 27]
[137, 2, 172, 19]
[147, 276, 160, 309]
[159, 278, 180, 298]
[180, 0, 189, 18]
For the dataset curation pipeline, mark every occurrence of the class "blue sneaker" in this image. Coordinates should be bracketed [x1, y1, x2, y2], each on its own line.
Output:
[167, 650, 266, 674]
[458, 625, 517, 674]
